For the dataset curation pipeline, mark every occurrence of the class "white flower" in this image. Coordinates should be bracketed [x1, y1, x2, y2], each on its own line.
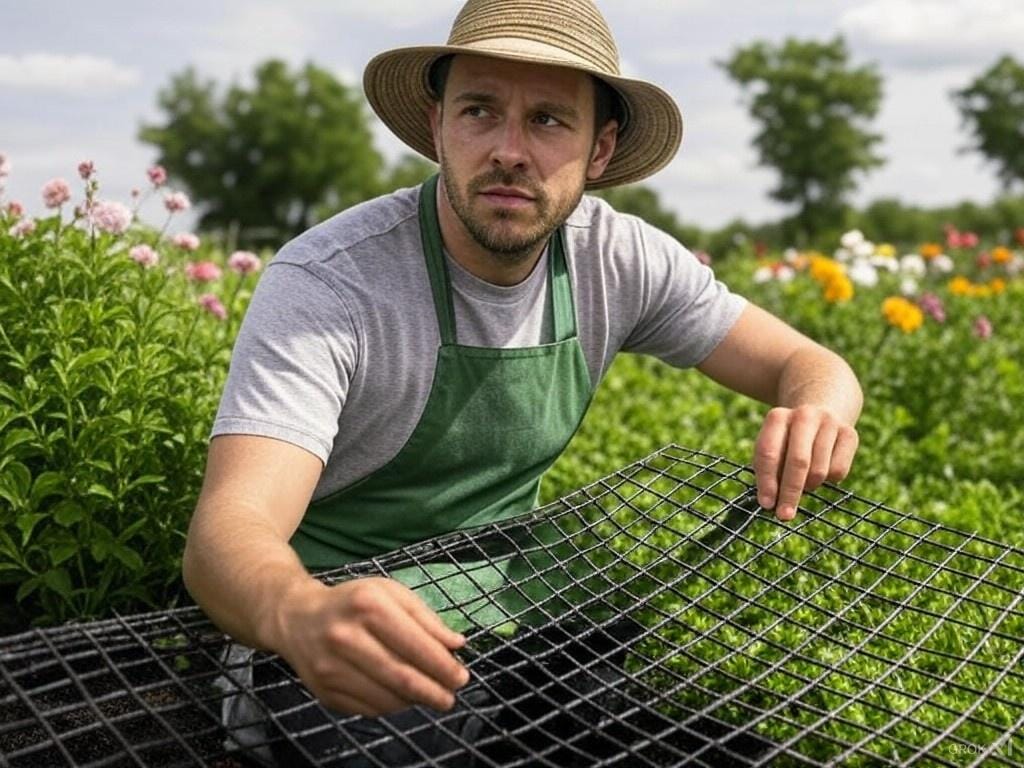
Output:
[852, 240, 875, 259]
[930, 254, 954, 273]
[871, 255, 898, 272]
[777, 265, 796, 282]
[1007, 256, 1024, 276]
[753, 266, 773, 283]
[900, 254, 926, 277]
[833, 247, 853, 263]
[900, 277, 918, 296]
[840, 229, 865, 249]
[88, 200, 132, 235]
[783, 247, 800, 264]
[848, 259, 879, 287]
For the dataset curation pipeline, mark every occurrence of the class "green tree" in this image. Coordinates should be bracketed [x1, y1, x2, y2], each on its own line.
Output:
[138, 59, 384, 248]
[952, 54, 1024, 194]
[718, 35, 885, 244]
[592, 184, 707, 250]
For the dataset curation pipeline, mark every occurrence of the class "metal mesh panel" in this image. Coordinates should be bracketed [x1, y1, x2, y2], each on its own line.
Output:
[2, 443, 1023, 767]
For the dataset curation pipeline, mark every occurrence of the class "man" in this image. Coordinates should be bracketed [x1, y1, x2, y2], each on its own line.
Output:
[184, 0, 862, 763]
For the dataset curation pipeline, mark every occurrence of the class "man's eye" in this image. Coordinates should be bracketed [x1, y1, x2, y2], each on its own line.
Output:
[464, 106, 488, 117]
[535, 114, 561, 127]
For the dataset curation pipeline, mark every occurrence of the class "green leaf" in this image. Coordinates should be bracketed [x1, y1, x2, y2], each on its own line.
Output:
[117, 517, 148, 542]
[3, 428, 36, 454]
[52, 499, 84, 526]
[15, 513, 46, 548]
[50, 541, 79, 567]
[41, 567, 73, 600]
[124, 474, 166, 494]
[86, 483, 116, 501]
[112, 544, 144, 573]
[30, 471, 66, 508]
[68, 348, 113, 374]
[0, 462, 32, 508]
[90, 538, 111, 563]
[16, 575, 41, 603]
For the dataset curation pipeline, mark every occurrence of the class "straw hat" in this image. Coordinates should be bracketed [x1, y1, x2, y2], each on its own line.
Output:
[362, 0, 683, 189]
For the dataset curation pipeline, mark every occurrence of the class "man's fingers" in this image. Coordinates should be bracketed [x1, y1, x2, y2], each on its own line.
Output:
[326, 621, 461, 711]
[805, 419, 840, 492]
[774, 410, 819, 521]
[828, 426, 859, 481]
[312, 653, 419, 716]
[387, 580, 467, 650]
[754, 409, 790, 510]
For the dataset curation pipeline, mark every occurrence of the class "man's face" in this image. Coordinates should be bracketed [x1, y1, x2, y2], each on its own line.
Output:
[429, 54, 616, 263]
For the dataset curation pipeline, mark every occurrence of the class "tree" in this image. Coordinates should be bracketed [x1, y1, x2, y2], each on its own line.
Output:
[138, 59, 384, 248]
[952, 54, 1024, 194]
[718, 36, 885, 243]
[592, 184, 707, 250]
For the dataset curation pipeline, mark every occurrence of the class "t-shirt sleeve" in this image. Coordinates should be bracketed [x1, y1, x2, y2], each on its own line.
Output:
[620, 220, 747, 369]
[207, 261, 359, 465]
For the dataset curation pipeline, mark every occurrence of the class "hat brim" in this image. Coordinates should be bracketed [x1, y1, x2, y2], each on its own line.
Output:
[363, 43, 683, 189]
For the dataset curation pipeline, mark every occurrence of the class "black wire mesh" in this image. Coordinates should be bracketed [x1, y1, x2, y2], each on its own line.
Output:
[2, 443, 1023, 767]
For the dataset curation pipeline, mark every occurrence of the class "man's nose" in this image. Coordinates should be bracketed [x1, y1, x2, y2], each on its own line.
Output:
[489, 119, 529, 171]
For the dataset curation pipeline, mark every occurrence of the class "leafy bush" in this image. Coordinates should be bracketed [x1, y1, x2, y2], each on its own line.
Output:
[0, 163, 263, 626]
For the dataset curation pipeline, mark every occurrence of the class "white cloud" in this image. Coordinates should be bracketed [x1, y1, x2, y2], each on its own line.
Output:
[306, 0, 462, 28]
[840, 0, 1024, 69]
[0, 53, 141, 92]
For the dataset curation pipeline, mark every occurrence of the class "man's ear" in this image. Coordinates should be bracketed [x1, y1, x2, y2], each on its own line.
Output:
[586, 120, 618, 182]
[429, 101, 443, 161]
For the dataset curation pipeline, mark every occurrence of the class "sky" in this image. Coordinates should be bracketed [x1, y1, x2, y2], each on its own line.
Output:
[2, 0, 1022, 238]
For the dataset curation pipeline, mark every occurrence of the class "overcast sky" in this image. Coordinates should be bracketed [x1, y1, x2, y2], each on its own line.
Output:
[2, 0, 1022, 237]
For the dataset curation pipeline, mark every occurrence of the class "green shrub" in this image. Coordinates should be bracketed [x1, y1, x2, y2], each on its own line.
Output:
[0, 170, 262, 626]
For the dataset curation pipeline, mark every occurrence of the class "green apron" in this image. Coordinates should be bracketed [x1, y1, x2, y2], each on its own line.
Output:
[289, 175, 594, 632]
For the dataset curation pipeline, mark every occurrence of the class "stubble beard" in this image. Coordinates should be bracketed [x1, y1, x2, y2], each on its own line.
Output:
[439, 154, 585, 267]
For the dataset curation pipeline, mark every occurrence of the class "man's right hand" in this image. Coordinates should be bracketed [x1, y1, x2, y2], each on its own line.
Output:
[270, 576, 471, 717]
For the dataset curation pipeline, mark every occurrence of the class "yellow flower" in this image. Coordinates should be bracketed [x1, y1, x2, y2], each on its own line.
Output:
[810, 256, 844, 284]
[823, 274, 854, 303]
[992, 246, 1011, 264]
[920, 243, 943, 259]
[971, 284, 992, 298]
[882, 296, 924, 333]
[876, 243, 897, 258]
[990, 277, 1006, 294]
[949, 276, 972, 296]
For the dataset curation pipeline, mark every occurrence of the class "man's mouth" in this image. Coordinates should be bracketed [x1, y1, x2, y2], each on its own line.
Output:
[479, 187, 536, 207]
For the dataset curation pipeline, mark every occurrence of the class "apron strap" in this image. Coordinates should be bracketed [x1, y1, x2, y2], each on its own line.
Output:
[417, 174, 577, 345]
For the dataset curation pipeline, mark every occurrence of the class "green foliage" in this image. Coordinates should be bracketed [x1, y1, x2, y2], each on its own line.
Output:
[138, 59, 384, 249]
[952, 54, 1024, 194]
[717, 35, 885, 244]
[0, 206, 261, 626]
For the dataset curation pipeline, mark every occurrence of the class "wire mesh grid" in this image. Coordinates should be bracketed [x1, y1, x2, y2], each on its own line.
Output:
[2, 443, 1023, 767]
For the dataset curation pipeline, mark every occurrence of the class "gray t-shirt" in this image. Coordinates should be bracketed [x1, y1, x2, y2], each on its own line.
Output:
[209, 184, 747, 502]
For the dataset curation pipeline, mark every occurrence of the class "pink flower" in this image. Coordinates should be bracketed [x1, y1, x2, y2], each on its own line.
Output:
[78, 161, 95, 180]
[917, 292, 946, 324]
[6, 200, 24, 218]
[973, 315, 993, 340]
[198, 293, 227, 320]
[171, 232, 201, 251]
[42, 178, 72, 208]
[227, 250, 262, 274]
[163, 190, 190, 213]
[976, 251, 992, 270]
[185, 260, 222, 282]
[0, 152, 11, 178]
[129, 244, 160, 268]
[148, 165, 167, 187]
[8, 218, 36, 237]
[1015, 227, 1024, 247]
[88, 200, 133, 235]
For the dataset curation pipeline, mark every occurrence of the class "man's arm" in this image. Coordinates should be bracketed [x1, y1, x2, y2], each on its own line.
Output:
[182, 434, 469, 715]
[696, 302, 863, 521]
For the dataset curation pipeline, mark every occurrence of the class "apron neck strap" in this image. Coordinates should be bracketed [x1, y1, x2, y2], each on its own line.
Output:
[418, 174, 576, 345]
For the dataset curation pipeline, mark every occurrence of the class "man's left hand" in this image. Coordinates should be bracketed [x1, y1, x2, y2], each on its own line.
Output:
[753, 405, 859, 522]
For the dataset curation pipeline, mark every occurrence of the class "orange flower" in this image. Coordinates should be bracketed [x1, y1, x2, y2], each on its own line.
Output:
[992, 246, 1011, 264]
[823, 275, 854, 303]
[990, 277, 1007, 294]
[919, 243, 943, 260]
[810, 256, 844, 284]
[949, 276, 972, 295]
[882, 296, 924, 333]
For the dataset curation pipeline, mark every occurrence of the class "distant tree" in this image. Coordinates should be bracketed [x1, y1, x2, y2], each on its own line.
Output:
[718, 35, 885, 244]
[384, 154, 438, 191]
[952, 54, 1024, 194]
[138, 59, 384, 248]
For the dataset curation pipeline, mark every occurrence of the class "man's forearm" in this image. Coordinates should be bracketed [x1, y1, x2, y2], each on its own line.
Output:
[182, 502, 322, 652]
[775, 345, 863, 426]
